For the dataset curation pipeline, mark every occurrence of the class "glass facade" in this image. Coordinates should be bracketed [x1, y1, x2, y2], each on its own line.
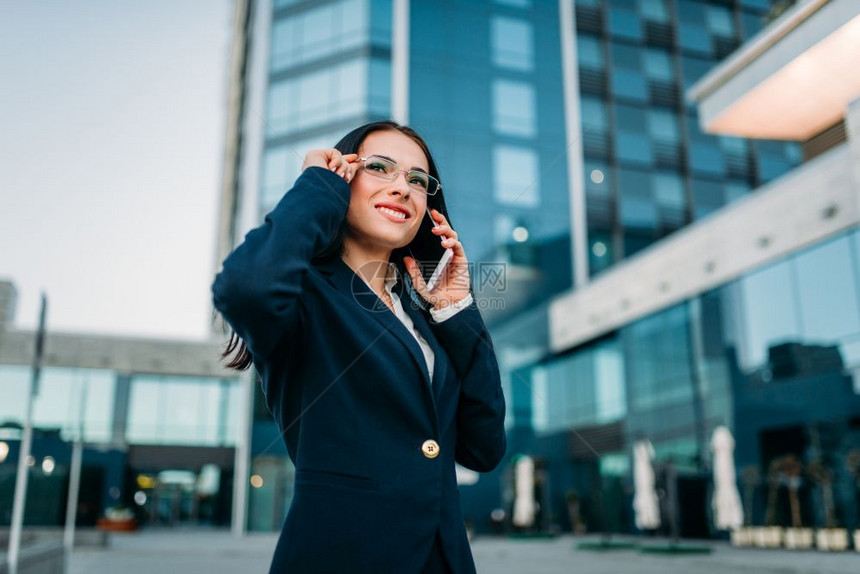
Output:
[0, 365, 240, 527]
[514, 228, 860, 535]
[575, 0, 799, 264]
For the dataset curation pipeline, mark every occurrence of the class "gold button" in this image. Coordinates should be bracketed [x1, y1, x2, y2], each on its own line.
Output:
[421, 440, 440, 459]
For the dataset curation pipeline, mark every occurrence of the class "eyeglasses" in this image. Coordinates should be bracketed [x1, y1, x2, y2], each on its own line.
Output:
[358, 155, 442, 196]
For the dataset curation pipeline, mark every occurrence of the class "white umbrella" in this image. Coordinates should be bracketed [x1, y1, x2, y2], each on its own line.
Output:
[512, 455, 536, 528]
[711, 426, 744, 530]
[633, 439, 661, 530]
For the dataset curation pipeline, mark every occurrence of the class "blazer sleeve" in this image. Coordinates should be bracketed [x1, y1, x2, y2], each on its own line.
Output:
[212, 167, 350, 360]
[430, 303, 507, 472]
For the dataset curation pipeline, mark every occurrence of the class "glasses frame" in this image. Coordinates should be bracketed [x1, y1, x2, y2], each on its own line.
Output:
[357, 155, 442, 196]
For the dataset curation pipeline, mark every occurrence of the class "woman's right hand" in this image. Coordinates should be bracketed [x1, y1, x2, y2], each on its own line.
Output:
[302, 149, 359, 183]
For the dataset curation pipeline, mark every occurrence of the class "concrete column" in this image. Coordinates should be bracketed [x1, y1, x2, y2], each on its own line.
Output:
[111, 373, 133, 447]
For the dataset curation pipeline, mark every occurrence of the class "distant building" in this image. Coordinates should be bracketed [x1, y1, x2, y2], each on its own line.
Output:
[0, 280, 240, 529]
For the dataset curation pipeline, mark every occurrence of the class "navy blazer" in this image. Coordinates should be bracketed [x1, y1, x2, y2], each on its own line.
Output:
[212, 167, 506, 573]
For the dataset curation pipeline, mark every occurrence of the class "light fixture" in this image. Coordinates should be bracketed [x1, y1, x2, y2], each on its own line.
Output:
[590, 169, 605, 184]
[42, 456, 55, 476]
[250, 474, 264, 488]
[0, 442, 8, 463]
[512, 226, 529, 243]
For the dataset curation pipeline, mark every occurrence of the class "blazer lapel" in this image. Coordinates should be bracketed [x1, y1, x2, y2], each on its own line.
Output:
[317, 257, 433, 390]
[399, 284, 449, 396]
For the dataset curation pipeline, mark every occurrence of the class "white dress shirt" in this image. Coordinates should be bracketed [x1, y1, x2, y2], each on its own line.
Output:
[362, 262, 474, 382]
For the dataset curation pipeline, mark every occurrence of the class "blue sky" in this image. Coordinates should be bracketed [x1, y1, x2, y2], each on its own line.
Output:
[0, 2, 232, 340]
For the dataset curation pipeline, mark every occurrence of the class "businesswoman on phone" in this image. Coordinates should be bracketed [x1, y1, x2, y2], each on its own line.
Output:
[212, 121, 506, 573]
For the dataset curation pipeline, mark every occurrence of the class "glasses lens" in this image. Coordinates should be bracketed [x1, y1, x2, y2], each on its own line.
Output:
[364, 156, 396, 177]
[407, 171, 430, 193]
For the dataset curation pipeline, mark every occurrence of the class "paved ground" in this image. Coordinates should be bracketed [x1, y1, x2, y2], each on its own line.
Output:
[67, 529, 860, 574]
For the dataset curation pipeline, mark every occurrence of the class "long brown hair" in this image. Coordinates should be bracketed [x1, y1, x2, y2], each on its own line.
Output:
[218, 120, 457, 371]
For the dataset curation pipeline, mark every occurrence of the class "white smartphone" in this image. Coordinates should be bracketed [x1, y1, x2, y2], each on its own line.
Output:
[425, 208, 454, 292]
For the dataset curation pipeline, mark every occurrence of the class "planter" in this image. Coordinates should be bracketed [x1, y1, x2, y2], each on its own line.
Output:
[853, 530, 860, 552]
[730, 527, 754, 547]
[96, 517, 138, 532]
[784, 528, 814, 550]
[752, 526, 783, 548]
[815, 528, 848, 551]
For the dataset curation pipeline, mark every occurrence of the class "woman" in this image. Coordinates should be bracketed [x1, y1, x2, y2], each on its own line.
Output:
[212, 121, 506, 573]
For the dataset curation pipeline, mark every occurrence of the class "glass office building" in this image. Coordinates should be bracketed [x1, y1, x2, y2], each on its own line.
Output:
[220, 0, 857, 536]
[0, 286, 241, 529]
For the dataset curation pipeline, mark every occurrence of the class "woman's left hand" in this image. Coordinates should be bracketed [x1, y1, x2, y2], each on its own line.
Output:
[403, 209, 471, 311]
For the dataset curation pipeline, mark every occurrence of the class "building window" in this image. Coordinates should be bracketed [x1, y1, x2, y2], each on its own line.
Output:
[652, 172, 685, 209]
[618, 168, 658, 229]
[492, 80, 536, 137]
[127, 376, 239, 446]
[577, 35, 604, 70]
[647, 109, 680, 144]
[493, 145, 540, 207]
[643, 48, 675, 82]
[266, 58, 371, 137]
[491, 16, 534, 71]
[615, 104, 653, 167]
[494, 0, 531, 7]
[611, 43, 647, 103]
[677, 0, 713, 56]
[637, 0, 669, 23]
[608, 6, 642, 41]
[705, 5, 735, 38]
[270, 0, 380, 73]
[260, 131, 344, 211]
[0, 366, 115, 443]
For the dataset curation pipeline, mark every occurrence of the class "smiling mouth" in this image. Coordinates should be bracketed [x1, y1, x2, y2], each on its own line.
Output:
[375, 206, 410, 222]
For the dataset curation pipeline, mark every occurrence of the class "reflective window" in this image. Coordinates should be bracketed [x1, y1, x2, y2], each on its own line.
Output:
[127, 376, 238, 446]
[741, 11, 765, 40]
[724, 181, 750, 204]
[618, 168, 657, 229]
[755, 141, 800, 183]
[643, 49, 674, 82]
[647, 109, 680, 144]
[624, 303, 695, 410]
[737, 259, 801, 372]
[705, 5, 735, 38]
[678, 0, 713, 56]
[492, 80, 537, 137]
[260, 132, 343, 211]
[270, 0, 379, 72]
[491, 16, 533, 71]
[608, 7, 642, 41]
[370, 0, 393, 45]
[611, 43, 647, 103]
[494, 0, 531, 7]
[267, 59, 370, 137]
[691, 178, 724, 219]
[652, 172, 685, 209]
[493, 145, 540, 207]
[615, 104, 652, 166]
[637, 0, 669, 23]
[577, 35, 604, 70]
[794, 236, 860, 341]
[369, 59, 391, 115]
[532, 339, 625, 434]
[0, 366, 115, 443]
[580, 97, 608, 134]
[681, 55, 714, 92]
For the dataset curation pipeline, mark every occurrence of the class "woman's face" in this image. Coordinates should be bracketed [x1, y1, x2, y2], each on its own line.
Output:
[346, 130, 430, 253]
